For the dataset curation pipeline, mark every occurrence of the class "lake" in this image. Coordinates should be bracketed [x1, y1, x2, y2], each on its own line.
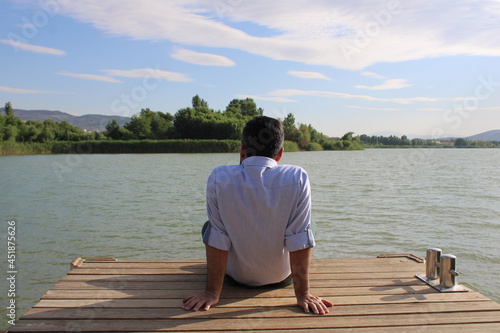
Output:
[0, 149, 499, 328]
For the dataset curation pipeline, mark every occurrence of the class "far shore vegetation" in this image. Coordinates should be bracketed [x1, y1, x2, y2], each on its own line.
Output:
[1, 98, 499, 155]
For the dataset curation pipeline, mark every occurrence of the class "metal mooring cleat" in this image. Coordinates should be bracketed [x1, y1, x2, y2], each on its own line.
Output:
[416, 248, 469, 292]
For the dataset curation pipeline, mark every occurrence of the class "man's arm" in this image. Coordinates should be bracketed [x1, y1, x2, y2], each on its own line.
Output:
[182, 244, 228, 311]
[290, 247, 333, 315]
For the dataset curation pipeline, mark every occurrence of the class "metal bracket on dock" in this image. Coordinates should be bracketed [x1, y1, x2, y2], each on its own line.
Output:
[377, 253, 424, 263]
[416, 248, 469, 292]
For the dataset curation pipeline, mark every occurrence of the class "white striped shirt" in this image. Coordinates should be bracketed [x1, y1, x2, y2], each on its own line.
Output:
[203, 156, 315, 286]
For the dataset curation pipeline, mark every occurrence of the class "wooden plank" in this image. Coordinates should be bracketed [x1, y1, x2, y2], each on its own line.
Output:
[62, 271, 425, 280]
[41, 285, 441, 299]
[50, 278, 426, 290]
[160, 324, 500, 333]
[22, 301, 500, 320]
[34, 292, 491, 308]
[67, 268, 208, 275]
[83, 260, 206, 264]
[59, 274, 207, 282]
[67, 265, 426, 275]
[74, 257, 416, 265]
[74, 257, 418, 266]
[313, 257, 421, 263]
[9, 311, 500, 332]
[78, 260, 423, 271]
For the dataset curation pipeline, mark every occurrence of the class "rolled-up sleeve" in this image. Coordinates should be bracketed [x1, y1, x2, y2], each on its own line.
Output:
[284, 172, 315, 252]
[204, 169, 232, 251]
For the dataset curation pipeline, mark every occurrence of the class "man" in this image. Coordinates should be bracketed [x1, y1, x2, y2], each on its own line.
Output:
[182, 116, 332, 315]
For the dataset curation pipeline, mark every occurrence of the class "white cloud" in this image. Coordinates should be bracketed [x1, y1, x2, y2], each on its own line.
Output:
[0, 86, 62, 94]
[346, 105, 401, 111]
[236, 94, 296, 103]
[361, 72, 386, 79]
[418, 108, 447, 111]
[0, 39, 65, 56]
[287, 71, 331, 80]
[171, 48, 235, 66]
[356, 78, 412, 90]
[102, 68, 192, 82]
[58, 71, 121, 83]
[57, 0, 500, 70]
[269, 88, 465, 104]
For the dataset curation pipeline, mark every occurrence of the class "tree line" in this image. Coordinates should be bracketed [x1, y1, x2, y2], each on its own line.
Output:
[103, 95, 362, 150]
[2, 98, 497, 152]
[359, 134, 499, 148]
[1, 97, 362, 151]
[0, 102, 105, 143]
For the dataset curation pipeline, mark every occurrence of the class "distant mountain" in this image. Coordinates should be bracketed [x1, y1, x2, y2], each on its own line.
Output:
[466, 130, 500, 141]
[3, 109, 130, 132]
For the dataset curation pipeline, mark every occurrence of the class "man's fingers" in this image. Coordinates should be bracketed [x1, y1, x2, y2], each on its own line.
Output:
[182, 296, 193, 304]
[182, 297, 202, 311]
[322, 299, 334, 307]
[190, 299, 205, 311]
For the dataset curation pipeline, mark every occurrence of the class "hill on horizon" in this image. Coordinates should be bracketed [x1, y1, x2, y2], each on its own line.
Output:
[466, 129, 500, 141]
[1, 109, 130, 132]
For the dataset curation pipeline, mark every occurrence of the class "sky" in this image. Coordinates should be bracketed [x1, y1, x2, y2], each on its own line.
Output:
[1, 0, 500, 138]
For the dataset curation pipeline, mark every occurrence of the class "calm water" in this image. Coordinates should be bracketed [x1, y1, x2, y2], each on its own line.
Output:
[1, 149, 499, 327]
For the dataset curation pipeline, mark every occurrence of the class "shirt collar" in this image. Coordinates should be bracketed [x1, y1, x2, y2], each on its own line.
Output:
[242, 156, 278, 168]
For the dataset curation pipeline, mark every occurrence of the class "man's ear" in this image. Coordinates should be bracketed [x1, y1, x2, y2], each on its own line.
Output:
[240, 144, 247, 164]
[274, 147, 284, 162]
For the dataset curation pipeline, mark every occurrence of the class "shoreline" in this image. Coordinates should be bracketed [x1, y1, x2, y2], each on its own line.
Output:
[2, 140, 498, 156]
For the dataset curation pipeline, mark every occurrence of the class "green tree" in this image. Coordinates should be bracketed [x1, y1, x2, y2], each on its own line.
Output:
[411, 138, 425, 146]
[175, 96, 247, 140]
[20, 121, 43, 142]
[224, 99, 241, 115]
[192, 95, 209, 109]
[4, 102, 13, 116]
[308, 124, 324, 145]
[297, 124, 311, 150]
[224, 98, 262, 118]
[336, 132, 362, 150]
[125, 109, 175, 139]
[125, 109, 153, 139]
[4, 125, 19, 141]
[105, 119, 123, 140]
[1, 112, 24, 141]
[341, 132, 354, 141]
[454, 138, 469, 148]
[239, 98, 260, 117]
[282, 113, 296, 141]
[401, 135, 411, 145]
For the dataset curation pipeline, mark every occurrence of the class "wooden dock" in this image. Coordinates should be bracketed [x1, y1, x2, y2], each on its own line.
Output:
[7, 255, 500, 332]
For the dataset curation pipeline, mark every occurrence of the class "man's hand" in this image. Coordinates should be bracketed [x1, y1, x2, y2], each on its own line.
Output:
[296, 291, 333, 315]
[290, 247, 333, 315]
[182, 244, 228, 312]
[182, 291, 220, 311]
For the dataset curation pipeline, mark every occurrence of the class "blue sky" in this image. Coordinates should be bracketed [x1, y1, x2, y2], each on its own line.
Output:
[1, 0, 500, 138]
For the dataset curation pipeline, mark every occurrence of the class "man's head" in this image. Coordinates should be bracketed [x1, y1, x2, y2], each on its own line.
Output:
[241, 116, 284, 161]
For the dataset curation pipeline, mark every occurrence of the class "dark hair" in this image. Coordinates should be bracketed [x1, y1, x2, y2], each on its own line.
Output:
[242, 116, 284, 159]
